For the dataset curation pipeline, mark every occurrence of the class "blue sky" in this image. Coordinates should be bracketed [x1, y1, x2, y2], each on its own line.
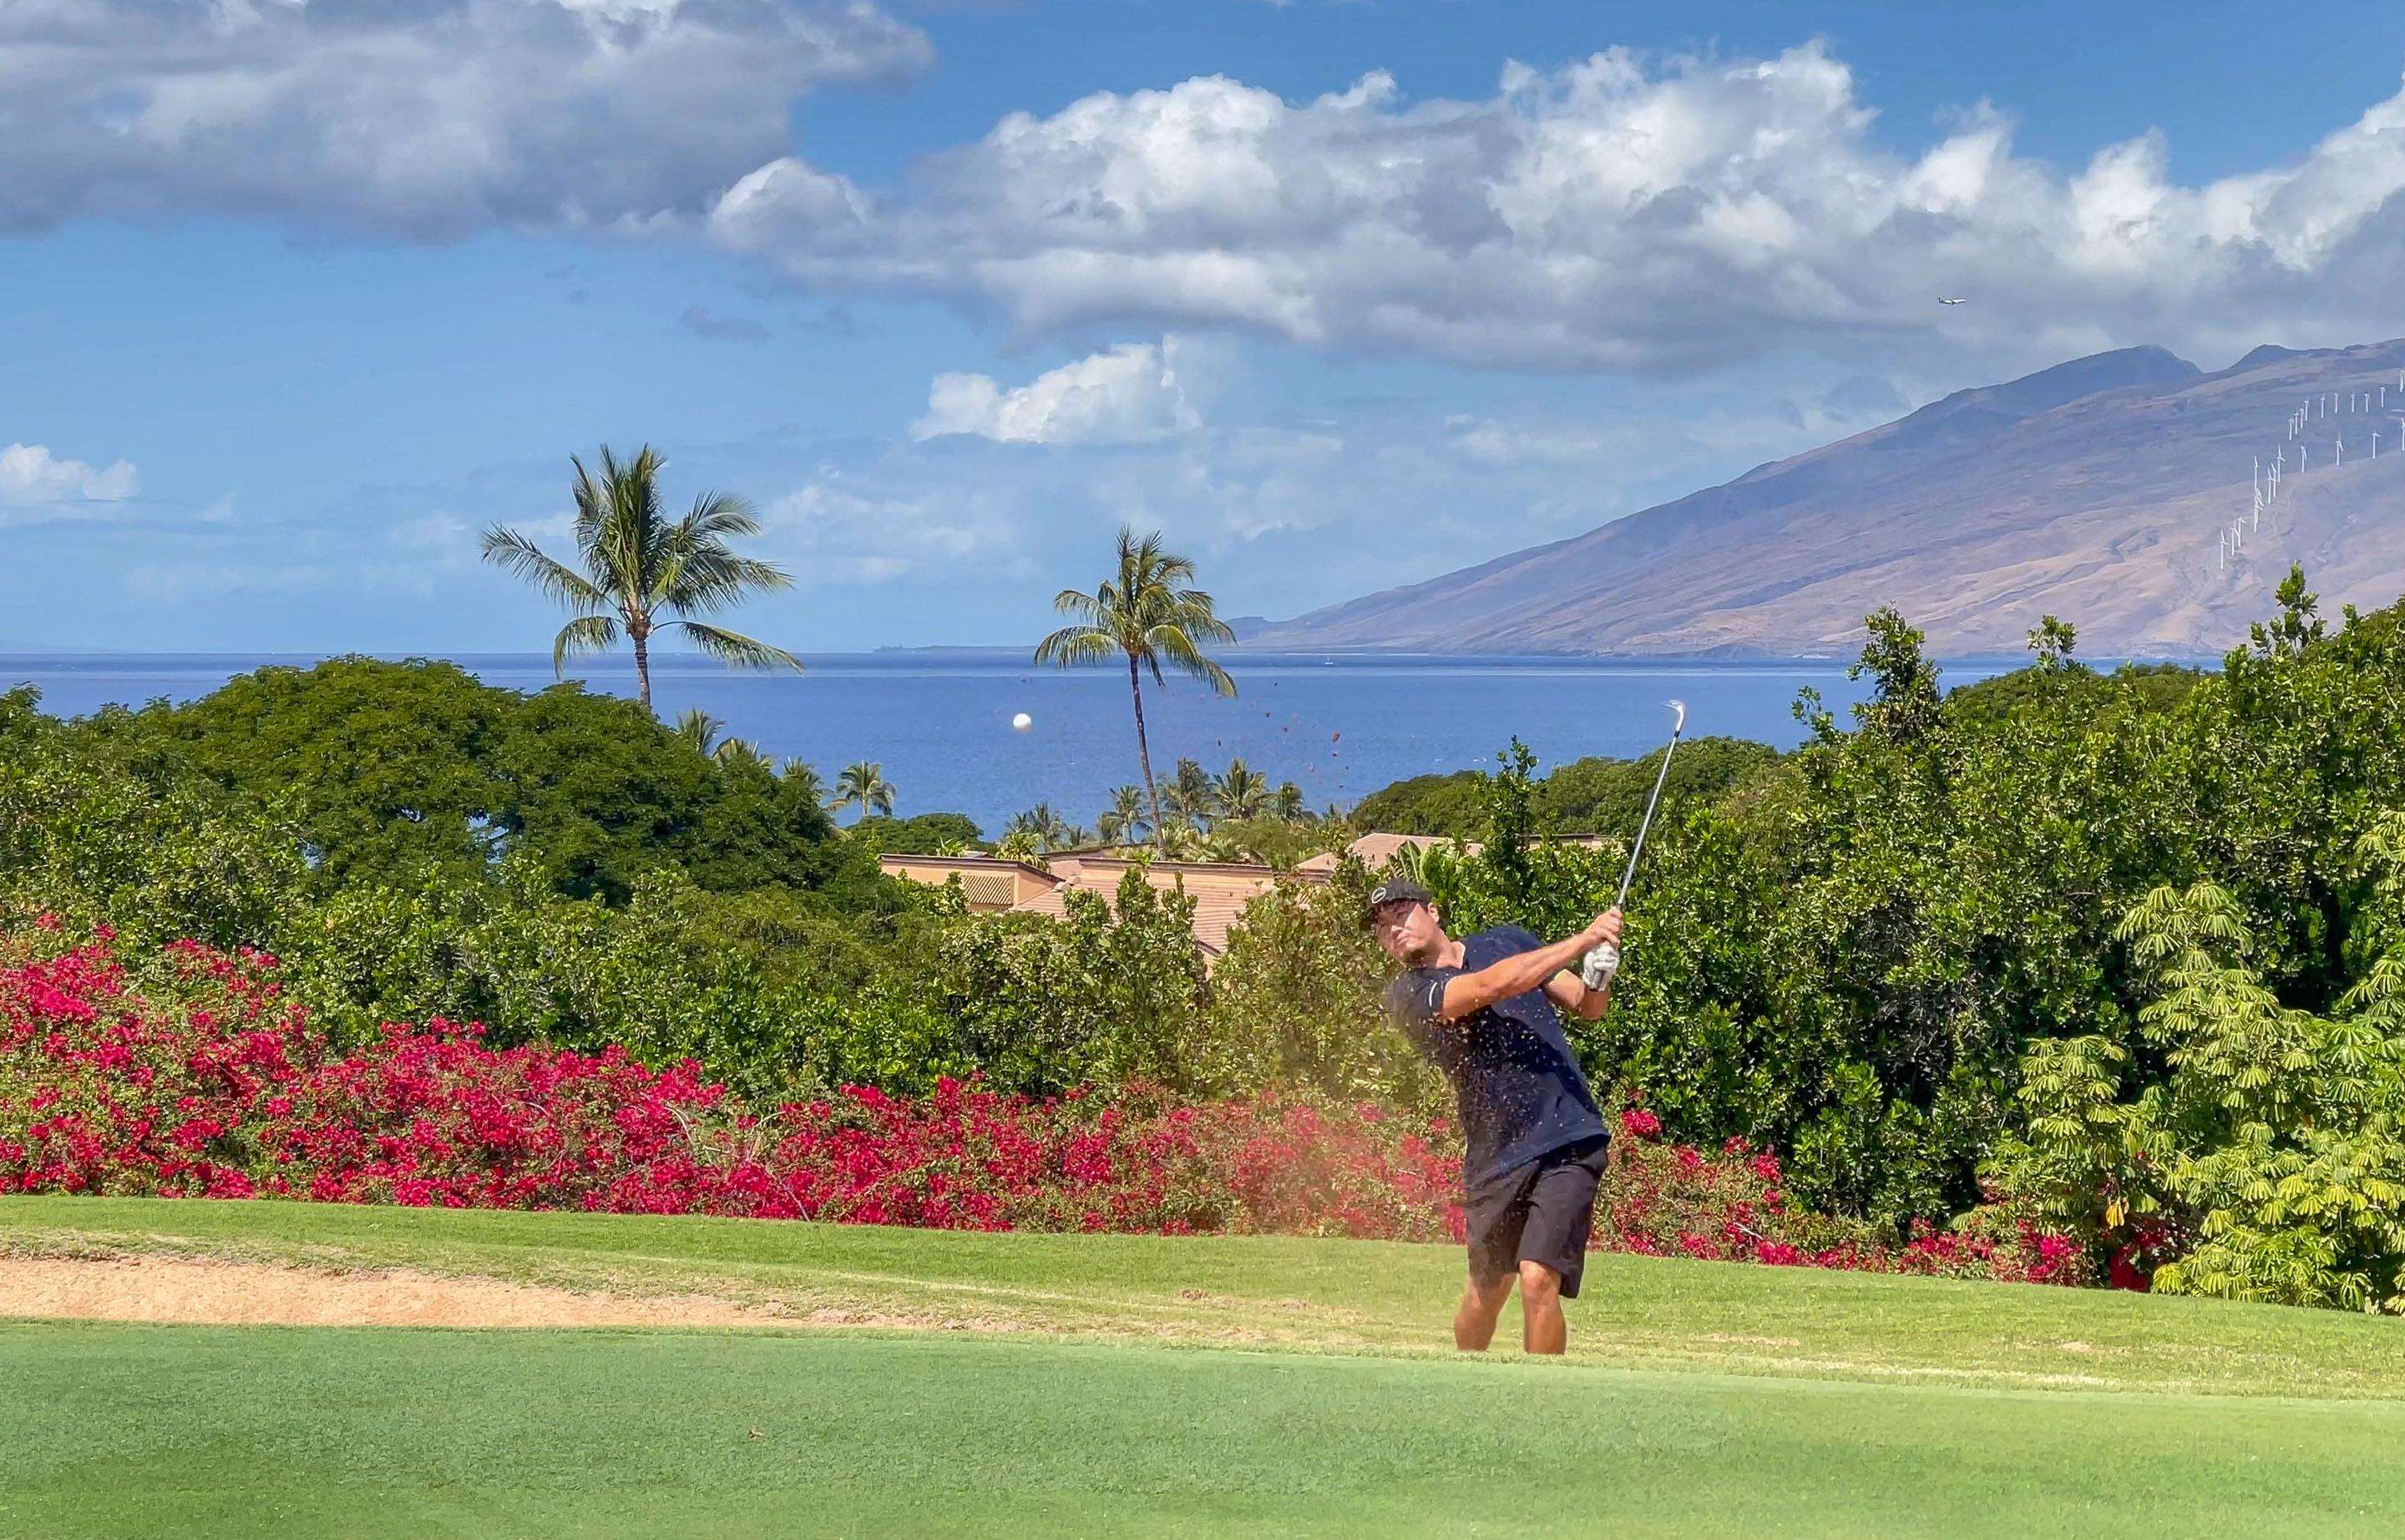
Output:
[6, 1, 2404, 652]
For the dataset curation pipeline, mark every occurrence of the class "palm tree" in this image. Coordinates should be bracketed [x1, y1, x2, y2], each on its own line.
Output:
[1162, 756, 1219, 829]
[674, 707, 726, 757]
[673, 707, 772, 770]
[1152, 818, 1206, 861]
[779, 759, 827, 804]
[1004, 803, 1080, 853]
[714, 738, 772, 774]
[1269, 780, 1305, 822]
[1215, 757, 1271, 822]
[481, 443, 800, 712]
[1199, 826, 1263, 864]
[1033, 527, 1236, 846]
[994, 828, 1046, 864]
[828, 761, 895, 819]
[1096, 784, 1149, 847]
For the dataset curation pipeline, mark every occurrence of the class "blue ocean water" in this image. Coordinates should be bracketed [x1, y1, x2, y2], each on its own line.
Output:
[3, 651, 2013, 835]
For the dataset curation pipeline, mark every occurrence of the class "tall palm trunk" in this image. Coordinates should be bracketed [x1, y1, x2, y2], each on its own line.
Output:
[631, 622, 653, 712]
[1127, 652, 1162, 847]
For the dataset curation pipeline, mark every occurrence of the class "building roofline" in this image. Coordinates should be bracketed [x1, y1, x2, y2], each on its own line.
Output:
[1071, 856, 1333, 881]
[876, 853, 1060, 883]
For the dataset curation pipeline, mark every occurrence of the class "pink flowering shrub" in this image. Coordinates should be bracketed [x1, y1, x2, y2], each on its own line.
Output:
[1600, 1105, 2088, 1285]
[0, 929, 2082, 1284]
[0, 930, 1459, 1236]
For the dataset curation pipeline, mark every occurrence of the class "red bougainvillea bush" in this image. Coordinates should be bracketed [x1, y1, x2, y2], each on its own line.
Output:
[0, 928, 2080, 1284]
[1602, 1107, 2085, 1284]
[0, 927, 1456, 1235]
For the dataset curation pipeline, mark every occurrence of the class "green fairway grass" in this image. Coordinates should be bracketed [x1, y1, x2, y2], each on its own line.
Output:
[4, 1325, 2402, 1537]
[6, 1196, 2403, 1396]
[5, 1198, 2405, 1536]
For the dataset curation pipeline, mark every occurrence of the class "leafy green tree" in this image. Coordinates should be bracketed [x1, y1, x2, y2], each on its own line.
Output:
[2027, 614, 2082, 672]
[86, 657, 841, 904]
[851, 812, 984, 855]
[918, 871, 1207, 1093]
[1851, 606, 1942, 747]
[1999, 855, 2405, 1311]
[828, 761, 896, 820]
[1349, 768, 1489, 837]
[0, 686, 306, 949]
[1535, 737, 1778, 837]
[1202, 861, 1442, 1108]
[1034, 527, 1237, 843]
[1942, 661, 2203, 732]
[713, 738, 772, 773]
[480, 443, 801, 712]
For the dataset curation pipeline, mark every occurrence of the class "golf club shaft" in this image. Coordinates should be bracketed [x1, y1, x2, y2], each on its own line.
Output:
[1613, 728, 1683, 910]
[1582, 704, 1688, 991]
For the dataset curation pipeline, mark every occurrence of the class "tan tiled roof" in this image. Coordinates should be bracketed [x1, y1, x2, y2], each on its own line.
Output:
[1007, 858, 1327, 958]
[876, 854, 1057, 884]
[1297, 832, 1479, 872]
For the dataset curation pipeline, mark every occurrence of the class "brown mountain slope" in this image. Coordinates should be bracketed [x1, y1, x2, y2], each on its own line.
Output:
[1256, 340, 2405, 656]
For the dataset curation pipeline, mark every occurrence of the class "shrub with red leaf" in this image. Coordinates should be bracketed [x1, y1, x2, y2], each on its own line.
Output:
[0, 929, 2082, 1284]
[0, 930, 1461, 1239]
[1598, 1111, 2087, 1285]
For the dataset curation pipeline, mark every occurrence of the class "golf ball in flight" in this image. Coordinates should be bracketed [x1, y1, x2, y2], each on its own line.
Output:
[1011, 712, 1032, 731]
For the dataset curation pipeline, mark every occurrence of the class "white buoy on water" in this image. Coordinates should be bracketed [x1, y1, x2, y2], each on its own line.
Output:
[1010, 712, 1032, 732]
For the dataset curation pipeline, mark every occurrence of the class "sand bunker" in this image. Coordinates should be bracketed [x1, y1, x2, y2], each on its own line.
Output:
[0, 1254, 794, 1330]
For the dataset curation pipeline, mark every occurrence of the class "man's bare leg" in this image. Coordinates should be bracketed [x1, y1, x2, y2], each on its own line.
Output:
[1453, 1270, 1515, 1350]
[1517, 1260, 1566, 1355]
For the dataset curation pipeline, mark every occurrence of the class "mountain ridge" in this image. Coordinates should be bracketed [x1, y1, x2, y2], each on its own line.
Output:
[1253, 339, 2405, 658]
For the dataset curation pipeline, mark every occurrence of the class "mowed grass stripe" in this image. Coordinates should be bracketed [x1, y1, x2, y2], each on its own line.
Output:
[4, 1325, 2401, 1539]
[7, 1197, 2405, 1398]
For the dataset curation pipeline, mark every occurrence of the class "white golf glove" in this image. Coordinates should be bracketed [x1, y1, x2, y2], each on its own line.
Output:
[1581, 941, 1620, 991]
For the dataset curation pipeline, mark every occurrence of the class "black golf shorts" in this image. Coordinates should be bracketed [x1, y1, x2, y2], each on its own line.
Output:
[1465, 1135, 1609, 1298]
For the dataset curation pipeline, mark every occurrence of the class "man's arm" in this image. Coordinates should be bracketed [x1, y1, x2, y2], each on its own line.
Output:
[1434, 910, 1620, 1023]
[1543, 965, 1613, 1021]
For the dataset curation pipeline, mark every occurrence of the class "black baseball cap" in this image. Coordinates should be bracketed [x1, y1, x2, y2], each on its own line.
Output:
[1364, 878, 1433, 926]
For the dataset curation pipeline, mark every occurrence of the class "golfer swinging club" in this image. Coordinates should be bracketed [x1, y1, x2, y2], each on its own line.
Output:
[1369, 880, 1622, 1355]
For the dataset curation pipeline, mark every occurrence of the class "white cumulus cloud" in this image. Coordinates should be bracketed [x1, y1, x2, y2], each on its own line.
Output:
[0, 443, 139, 506]
[913, 339, 1202, 444]
[712, 43, 2405, 372]
[0, 0, 929, 236]
[762, 477, 1033, 586]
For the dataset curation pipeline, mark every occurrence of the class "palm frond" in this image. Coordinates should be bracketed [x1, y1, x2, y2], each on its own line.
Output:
[681, 489, 764, 541]
[671, 621, 803, 674]
[1050, 587, 1110, 626]
[1147, 623, 1238, 697]
[666, 549, 794, 615]
[673, 707, 724, 755]
[1034, 625, 1118, 669]
[482, 526, 609, 612]
[1166, 590, 1237, 645]
[549, 614, 621, 676]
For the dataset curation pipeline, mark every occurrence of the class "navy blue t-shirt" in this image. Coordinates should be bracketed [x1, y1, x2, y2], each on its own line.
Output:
[1385, 925, 1606, 1193]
